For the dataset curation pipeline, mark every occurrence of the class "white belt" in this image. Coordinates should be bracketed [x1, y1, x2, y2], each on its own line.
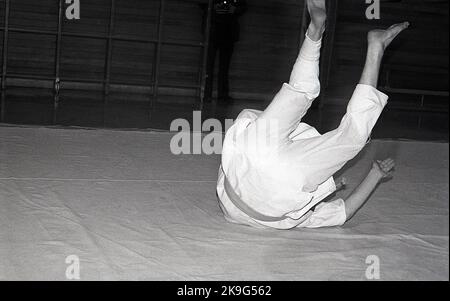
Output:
[223, 175, 344, 223]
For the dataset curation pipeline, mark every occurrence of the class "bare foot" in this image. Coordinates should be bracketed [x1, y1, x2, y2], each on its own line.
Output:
[368, 22, 410, 52]
[307, 0, 327, 41]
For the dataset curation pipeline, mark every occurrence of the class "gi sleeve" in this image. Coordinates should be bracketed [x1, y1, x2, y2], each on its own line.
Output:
[297, 199, 347, 228]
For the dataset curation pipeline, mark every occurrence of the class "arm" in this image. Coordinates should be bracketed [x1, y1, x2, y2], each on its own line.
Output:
[344, 158, 395, 221]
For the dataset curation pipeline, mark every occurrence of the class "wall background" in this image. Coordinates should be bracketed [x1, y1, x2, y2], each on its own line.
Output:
[0, 0, 448, 118]
[325, 0, 449, 107]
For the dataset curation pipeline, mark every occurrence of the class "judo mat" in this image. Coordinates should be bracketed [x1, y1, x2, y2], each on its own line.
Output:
[0, 125, 448, 281]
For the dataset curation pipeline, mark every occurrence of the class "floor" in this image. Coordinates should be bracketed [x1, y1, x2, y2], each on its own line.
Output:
[0, 125, 448, 280]
[0, 87, 448, 142]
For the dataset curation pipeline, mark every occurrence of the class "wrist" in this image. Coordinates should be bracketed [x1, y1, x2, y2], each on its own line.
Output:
[369, 168, 383, 181]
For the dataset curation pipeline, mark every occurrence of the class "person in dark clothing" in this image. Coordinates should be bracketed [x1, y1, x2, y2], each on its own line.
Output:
[202, 0, 248, 103]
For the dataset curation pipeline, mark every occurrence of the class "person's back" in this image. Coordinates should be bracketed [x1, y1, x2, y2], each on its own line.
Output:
[218, 109, 338, 229]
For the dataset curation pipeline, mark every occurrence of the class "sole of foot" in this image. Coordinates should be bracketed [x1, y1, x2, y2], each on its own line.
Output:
[368, 22, 410, 51]
[307, 0, 327, 40]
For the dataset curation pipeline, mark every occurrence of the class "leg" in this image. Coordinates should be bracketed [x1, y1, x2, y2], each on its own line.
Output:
[360, 22, 410, 87]
[218, 42, 235, 101]
[255, 0, 327, 141]
[204, 41, 218, 102]
[286, 22, 409, 191]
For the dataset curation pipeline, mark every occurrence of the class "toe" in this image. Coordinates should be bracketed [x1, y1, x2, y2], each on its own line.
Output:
[387, 22, 409, 39]
[393, 22, 410, 32]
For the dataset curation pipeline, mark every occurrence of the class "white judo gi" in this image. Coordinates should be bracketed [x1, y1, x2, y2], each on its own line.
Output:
[217, 33, 389, 230]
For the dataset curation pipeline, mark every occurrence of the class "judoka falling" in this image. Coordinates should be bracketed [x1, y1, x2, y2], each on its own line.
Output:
[217, 0, 408, 229]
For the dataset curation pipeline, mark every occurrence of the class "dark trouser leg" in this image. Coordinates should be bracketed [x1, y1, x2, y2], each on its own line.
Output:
[204, 42, 218, 101]
[217, 42, 235, 101]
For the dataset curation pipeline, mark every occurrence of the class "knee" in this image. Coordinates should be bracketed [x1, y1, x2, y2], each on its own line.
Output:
[284, 82, 320, 101]
[338, 114, 373, 147]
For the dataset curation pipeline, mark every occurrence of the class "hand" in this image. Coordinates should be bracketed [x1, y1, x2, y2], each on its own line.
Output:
[372, 158, 395, 181]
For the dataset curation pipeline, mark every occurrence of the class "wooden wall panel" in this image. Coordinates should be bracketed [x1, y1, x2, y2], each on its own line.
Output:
[62, 0, 110, 35]
[0, 0, 5, 21]
[160, 44, 201, 87]
[0, 30, 3, 74]
[229, 0, 305, 98]
[9, 0, 58, 31]
[326, 0, 449, 104]
[163, 0, 204, 43]
[114, 0, 159, 39]
[1, 0, 7, 79]
[7, 32, 55, 76]
[60, 36, 107, 81]
[1, 0, 306, 99]
[0, 0, 447, 110]
[110, 40, 155, 85]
